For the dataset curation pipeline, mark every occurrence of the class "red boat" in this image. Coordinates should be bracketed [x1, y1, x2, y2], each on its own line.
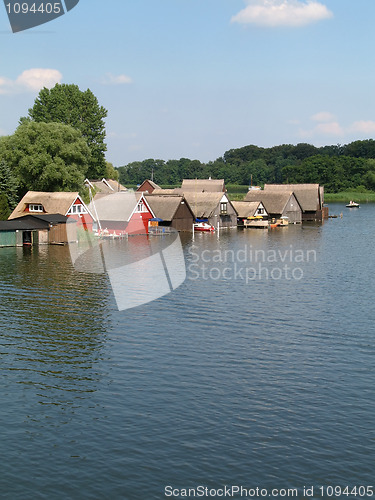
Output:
[193, 221, 215, 232]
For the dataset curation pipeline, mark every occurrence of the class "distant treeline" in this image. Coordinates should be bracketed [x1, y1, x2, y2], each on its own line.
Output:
[117, 140, 375, 192]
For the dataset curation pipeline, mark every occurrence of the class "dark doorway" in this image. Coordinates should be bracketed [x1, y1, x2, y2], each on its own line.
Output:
[23, 231, 32, 245]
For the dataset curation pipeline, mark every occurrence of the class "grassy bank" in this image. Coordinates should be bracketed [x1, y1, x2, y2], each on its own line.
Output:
[324, 191, 375, 203]
[226, 185, 249, 201]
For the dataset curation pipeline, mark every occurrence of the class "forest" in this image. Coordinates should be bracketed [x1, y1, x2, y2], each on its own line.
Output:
[117, 140, 375, 193]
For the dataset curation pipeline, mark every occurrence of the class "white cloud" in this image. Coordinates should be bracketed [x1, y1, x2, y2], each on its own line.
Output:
[298, 113, 375, 139]
[0, 68, 62, 94]
[349, 121, 375, 135]
[16, 68, 62, 91]
[315, 121, 344, 135]
[231, 0, 333, 27]
[102, 73, 132, 85]
[311, 111, 336, 123]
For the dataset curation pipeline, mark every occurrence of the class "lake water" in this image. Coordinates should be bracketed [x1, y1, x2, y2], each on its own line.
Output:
[1, 203, 374, 500]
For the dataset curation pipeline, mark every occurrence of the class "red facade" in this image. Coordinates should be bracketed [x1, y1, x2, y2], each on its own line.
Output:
[127, 210, 153, 234]
[98, 196, 154, 236]
[66, 198, 94, 232]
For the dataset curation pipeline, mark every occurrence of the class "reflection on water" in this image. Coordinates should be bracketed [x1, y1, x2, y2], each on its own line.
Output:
[0, 245, 112, 414]
[1, 205, 375, 499]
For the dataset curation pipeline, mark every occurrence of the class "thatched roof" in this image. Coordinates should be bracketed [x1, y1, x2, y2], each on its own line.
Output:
[86, 178, 127, 196]
[145, 195, 193, 221]
[232, 201, 263, 218]
[183, 192, 228, 218]
[152, 188, 183, 195]
[9, 191, 81, 219]
[263, 184, 322, 211]
[106, 179, 127, 191]
[181, 179, 225, 192]
[89, 192, 151, 222]
[244, 190, 296, 215]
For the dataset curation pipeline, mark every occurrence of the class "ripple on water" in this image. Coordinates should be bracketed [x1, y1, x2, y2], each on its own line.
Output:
[1, 208, 375, 498]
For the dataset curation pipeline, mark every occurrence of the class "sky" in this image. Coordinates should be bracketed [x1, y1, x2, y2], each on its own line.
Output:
[1, 0, 375, 167]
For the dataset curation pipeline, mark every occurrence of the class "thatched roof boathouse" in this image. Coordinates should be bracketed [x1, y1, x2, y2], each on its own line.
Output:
[244, 190, 302, 224]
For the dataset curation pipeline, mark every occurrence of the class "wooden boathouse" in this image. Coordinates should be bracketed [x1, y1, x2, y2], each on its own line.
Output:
[263, 183, 328, 221]
[232, 201, 268, 228]
[244, 190, 302, 224]
[144, 194, 195, 231]
[184, 192, 238, 228]
[9, 191, 95, 232]
[0, 213, 70, 247]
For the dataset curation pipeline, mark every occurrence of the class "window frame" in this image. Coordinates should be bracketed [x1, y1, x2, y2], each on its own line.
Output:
[28, 204, 43, 213]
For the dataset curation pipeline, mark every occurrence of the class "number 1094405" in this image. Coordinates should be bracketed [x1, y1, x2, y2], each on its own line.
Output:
[5, 2, 62, 14]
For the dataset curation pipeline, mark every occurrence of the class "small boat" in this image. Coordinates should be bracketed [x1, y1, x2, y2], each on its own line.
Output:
[278, 216, 289, 226]
[244, 216, 268, 228]
[193, 221, 215, 232]
[346, 201, 360, 208]
[269, 217, 289, 228]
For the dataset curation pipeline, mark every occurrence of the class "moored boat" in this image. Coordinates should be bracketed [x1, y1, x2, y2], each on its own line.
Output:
[278, 216, 289, 226]
[193, 221, 215, 232]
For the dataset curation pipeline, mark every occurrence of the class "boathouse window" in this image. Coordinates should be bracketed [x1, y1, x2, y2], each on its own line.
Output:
[68, 204, 88, 215]
[135, 201, 147, 213]
[257, 208, 264, 215]
[28, 204, 43, 212]
[220, 202, 228, 214]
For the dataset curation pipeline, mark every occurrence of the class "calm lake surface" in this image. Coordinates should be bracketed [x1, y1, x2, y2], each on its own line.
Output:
[1, 203, 374, 500]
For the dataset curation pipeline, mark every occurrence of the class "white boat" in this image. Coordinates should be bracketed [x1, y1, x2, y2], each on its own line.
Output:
[346, 201, 360, 208]
[193, 221, 215, 232]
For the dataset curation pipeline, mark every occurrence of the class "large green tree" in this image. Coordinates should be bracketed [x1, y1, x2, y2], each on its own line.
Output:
[0, 160, 19, 218]
[0, 121, 91, 194]
[26, 83, 107, 178]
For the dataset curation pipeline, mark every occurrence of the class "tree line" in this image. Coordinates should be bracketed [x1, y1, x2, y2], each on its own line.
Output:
[2, 81, 375, 219]
[117, 140, 375, 192]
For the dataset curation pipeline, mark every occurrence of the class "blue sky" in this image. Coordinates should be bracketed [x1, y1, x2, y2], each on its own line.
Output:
[1, 0, 375, 167]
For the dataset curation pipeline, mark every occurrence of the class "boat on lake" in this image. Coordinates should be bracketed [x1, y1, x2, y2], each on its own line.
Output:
[193, 221, 215, 232]
[269, 217, 289, 229]
[346, 201, 360, 208]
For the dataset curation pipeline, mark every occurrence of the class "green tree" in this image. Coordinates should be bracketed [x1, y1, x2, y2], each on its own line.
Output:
[105, 161, 119, 181]
[0, 160, 19, 213]
[26, 83, 107, 178]
[1, 122, 91, 194]
[343, 139, 375, 158]
[242, 159, 272, 185]
[0, 193, 10, 220]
